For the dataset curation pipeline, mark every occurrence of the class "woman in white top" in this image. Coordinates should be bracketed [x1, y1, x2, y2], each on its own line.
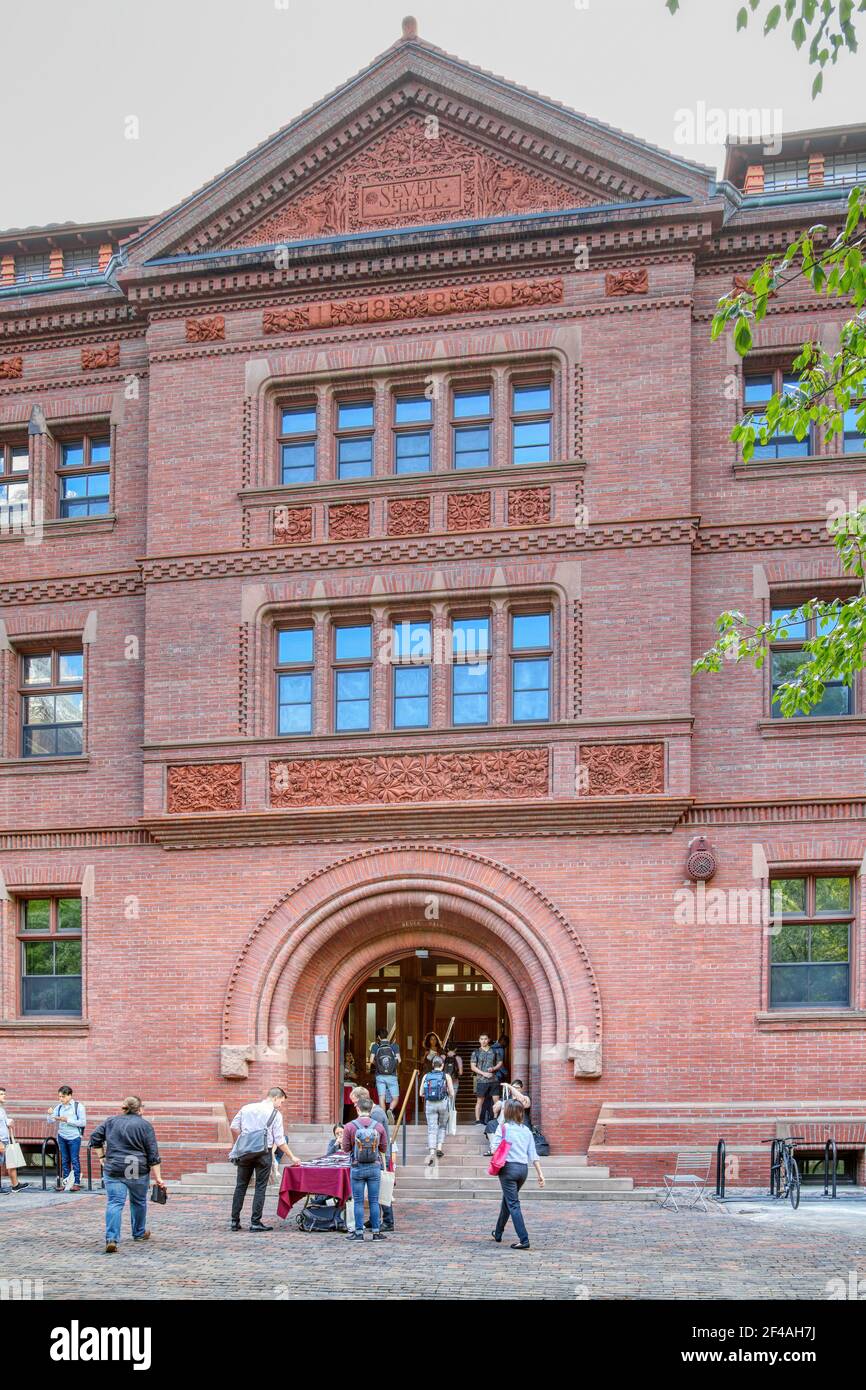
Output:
[491, 1098, 544, 1249]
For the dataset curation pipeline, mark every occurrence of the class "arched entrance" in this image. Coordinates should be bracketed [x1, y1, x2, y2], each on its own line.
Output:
[338, 950, 510, 1124]
[221, 846, 602, 1145]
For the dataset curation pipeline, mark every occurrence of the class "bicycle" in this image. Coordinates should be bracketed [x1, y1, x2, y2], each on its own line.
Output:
[762, 1136, 802, 1210]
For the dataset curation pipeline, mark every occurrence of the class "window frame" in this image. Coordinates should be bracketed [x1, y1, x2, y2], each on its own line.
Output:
[768, 599, 854, 719]
[274, 623, 315, 737]
[332, 619, 373, 732]
[842, 399, 865, 455]
[768, 872, 855, 1011]
[743, 368, 812, 460]
[335, 396, 375, 481]
[511, 379, 553, 467]
[16, 894, 83, 1018]
[451, 612, 491, 726]
[278, 401, 318, 486]
[392, 392, 433, 476]
[56, 431, 112, 519]
[451, 385, 493, 471]
[19, 644, 85, 759]
[0, 439, 30, 527]
[510, 608, 553, 724]
[390, 616, 433, 730]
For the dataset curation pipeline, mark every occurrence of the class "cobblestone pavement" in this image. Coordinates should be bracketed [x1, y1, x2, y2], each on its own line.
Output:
[2, 1189, 866, 1300]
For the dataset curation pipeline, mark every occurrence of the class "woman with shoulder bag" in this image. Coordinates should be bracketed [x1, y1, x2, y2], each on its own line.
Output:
[489, 1098, 544, 1250]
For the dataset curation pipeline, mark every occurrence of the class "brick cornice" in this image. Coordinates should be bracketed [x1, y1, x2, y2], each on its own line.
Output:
[0, 568, 143, 606]
[684, 797, 866, 826]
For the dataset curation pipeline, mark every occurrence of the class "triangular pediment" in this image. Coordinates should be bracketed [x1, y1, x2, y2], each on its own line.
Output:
[126, 33, 715, 264]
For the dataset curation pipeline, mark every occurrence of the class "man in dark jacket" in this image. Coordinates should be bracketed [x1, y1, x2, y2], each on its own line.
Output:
[89, 1096, 166, 1253]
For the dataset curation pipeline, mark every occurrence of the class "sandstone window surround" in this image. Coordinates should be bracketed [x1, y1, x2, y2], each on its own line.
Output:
[0, 627, 92, 771]
[269, 593, 560, 739]
[267, 353, 563, 488]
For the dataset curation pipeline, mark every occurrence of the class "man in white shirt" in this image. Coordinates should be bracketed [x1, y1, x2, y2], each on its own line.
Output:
[229, 1086, 300, 1232]
[0, 1087, 30, 1194]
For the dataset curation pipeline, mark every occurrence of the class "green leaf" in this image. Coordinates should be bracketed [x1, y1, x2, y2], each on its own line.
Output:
[812, 70, 824, 96]
[764, 4, 782, 31]
[737, 5, 750, 28]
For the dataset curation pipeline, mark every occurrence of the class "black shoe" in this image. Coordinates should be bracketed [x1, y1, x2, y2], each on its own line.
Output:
[249, 1222, 273, 1232]
[346, 1231, 364, 1241]
[230, 1221, 241, 1231]
[436, 1148, 444, 1158]
[372, 1232, 388, 1241]
[10, 1183, 30, 1192]
[491, 1229, 502, 1243]
[510, 1242, 531, 1250]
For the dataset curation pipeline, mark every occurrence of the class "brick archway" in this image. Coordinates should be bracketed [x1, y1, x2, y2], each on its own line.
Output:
[221, 846, 602, 1132]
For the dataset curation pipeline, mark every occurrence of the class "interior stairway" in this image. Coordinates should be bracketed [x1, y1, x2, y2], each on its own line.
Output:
[170, 1122, 655, 1202]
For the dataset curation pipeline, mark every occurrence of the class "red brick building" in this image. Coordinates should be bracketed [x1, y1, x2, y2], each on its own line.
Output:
[2, 23, 865, 1183]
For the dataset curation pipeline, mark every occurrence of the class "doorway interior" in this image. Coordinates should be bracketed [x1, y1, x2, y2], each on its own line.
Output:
[338, 952, 509, 1123]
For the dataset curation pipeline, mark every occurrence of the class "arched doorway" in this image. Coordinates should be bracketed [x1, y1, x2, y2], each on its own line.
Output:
[338, 950, 510, 1124]
[221, 846, 602, 1148]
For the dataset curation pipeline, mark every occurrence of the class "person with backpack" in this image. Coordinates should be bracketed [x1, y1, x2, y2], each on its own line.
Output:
[228, 1087, 301, 1233]
[341, 1096, 388, 1241]
[348, 1086, 395, 1231]
[47, 1085, 86, 1191]
[89, 1096, 166, 1252]
[420, 1056, 454, 1164]
[369, 1029, 401, 1123]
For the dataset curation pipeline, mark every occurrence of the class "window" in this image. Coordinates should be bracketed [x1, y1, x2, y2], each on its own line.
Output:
[452, 389, 492, 470]
[20, 648, 84, 757]
[280, 405, 317, 484]
[58, 435, 111, 517]
[14, 252, 50, 284]
[392, 619, 431, 728]
[334, 622, 372, 731]
[512, 383, 552, 465]
[824, 152, 866, 187]
[0, 442, 29, 526]
[452, 615, 490, 725]
[276, 626, 314, 735]
[511, 611, 551, 722]
[743, 372, 810, 459]
[18, 896, 82, 1016]
[769, 874, 853, 1008]
[770, 604, 852, 718]
[843, 402, 865, 454]
[762, 159, 810, 193]
[336, 399, 374, 480]
[63, 247, 99, 277]
[393, 395, 432, 475]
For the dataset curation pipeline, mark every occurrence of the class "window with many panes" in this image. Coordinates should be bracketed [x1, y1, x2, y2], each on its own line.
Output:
[18, 896, 82, 1016]
[20, 648, 84, 757]
[769, 874, 853, 1008]
[334, 622, 372, 731]
[452, 388, 492, 469]
[452, 615, 490, 725]
[280, 405, 317, 484]
[392, 619, 432, 728]
[511, 611, 552, 722]
[512, 383, 552, 465]
[58, 435, 111, 517]
[770, 602, 852, 718]
[743, 372, 810, 459]
[14, 252, 50, 284]
[276, 626, 314, 734]
[63, 247, 99, 277]
[393, 396, 432, 475]
[824, 152, 866, 186]
[0, 441, 29, 525]
[762, 160, 810, 193]
[336, 399, 374, 480]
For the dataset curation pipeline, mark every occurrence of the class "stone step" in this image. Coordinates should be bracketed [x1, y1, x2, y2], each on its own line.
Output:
[174, 1174, 633, 1193]
[198, 1155, 595, 1176]
[166, 1182, 655, 1203]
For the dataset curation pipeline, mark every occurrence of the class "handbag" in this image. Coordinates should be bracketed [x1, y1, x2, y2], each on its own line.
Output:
[487, 1130, 511, 1176]
[379, 1169, 395, 1206]
[3, 1138, 25, 1170]
[150, 1183, 168, 1204]
[228, 1108, 277, 1163]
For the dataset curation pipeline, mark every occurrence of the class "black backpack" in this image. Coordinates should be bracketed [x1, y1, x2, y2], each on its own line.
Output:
[374, 1042, 398, 1075]
[531, 1125, 551, 1157]
[297, 1196, 347, 1233]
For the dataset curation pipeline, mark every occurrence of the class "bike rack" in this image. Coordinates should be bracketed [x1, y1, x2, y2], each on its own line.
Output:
[38, 1136, 59, 1192]
[823, 1137, 838, 1200]
[768, 1138, 781, 1197]
[715, 1138, 726, 1198]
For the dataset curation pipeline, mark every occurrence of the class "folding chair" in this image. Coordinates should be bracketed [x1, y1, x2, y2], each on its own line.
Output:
[660, 1149, 713, 1212]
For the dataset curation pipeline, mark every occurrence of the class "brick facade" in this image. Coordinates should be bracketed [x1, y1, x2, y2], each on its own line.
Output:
[1, 29, 864, 1182]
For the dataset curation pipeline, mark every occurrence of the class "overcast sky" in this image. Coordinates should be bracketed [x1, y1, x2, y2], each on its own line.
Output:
[1, 0, 863, 230]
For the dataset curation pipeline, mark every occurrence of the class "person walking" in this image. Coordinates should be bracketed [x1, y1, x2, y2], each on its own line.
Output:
[341, 1096, 388, 1242]
[369, 1029, 401, 1124]
[470, 1034, 498, 1124]
[0, 1087, 30, 1193]
[229, 1086, 301, 1233]
[89, 1096, 166, 1252]
[47, 1085, 86, 1191]
[420, 1056, 454, 1164]
[490, 1098, 545, 1251]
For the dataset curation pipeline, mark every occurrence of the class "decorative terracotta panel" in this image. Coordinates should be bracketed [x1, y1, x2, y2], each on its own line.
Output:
[263, 276, 563, 335]
[508, 487, 551, 527]
[270, 747, 549, 807]
[387, 497, 430, 537]
[447, 491, 491, 532]
[167, 762, 243, 813]
[0, 356, 24, 380]
[81, 343, 120, 370]
[186, 315, 226, 342]
[604, 269, 648, 297]
[579, 743, 665, 796]
[328, 501, 370, 541]
[274, 506, 313, 544]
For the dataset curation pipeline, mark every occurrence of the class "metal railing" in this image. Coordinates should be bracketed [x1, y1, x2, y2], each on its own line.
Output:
[714, 1138, 727, 1198]
[823, 1137, 838, 1199]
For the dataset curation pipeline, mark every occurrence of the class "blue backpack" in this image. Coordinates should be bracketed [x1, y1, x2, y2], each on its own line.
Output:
[424, 1072, 448, 1103]
[353, 1119, 381, 1165]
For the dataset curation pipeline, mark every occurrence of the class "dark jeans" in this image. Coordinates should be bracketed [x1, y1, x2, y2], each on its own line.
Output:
[350, 1162, 382, 1233]
[57, 1134, 81, 1183]
[495, 1161, 529, 1245]
[231, 1151, 272, 1225]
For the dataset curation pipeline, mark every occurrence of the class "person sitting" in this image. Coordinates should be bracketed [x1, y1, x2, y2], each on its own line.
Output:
[326, 1124, 344, 1156]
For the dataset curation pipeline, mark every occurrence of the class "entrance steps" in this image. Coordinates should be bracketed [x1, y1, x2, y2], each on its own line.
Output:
[170, 1122, 654, 1202]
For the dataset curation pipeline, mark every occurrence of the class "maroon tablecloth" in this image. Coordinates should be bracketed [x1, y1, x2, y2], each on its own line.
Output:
[277, 1163, 353, 1218]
